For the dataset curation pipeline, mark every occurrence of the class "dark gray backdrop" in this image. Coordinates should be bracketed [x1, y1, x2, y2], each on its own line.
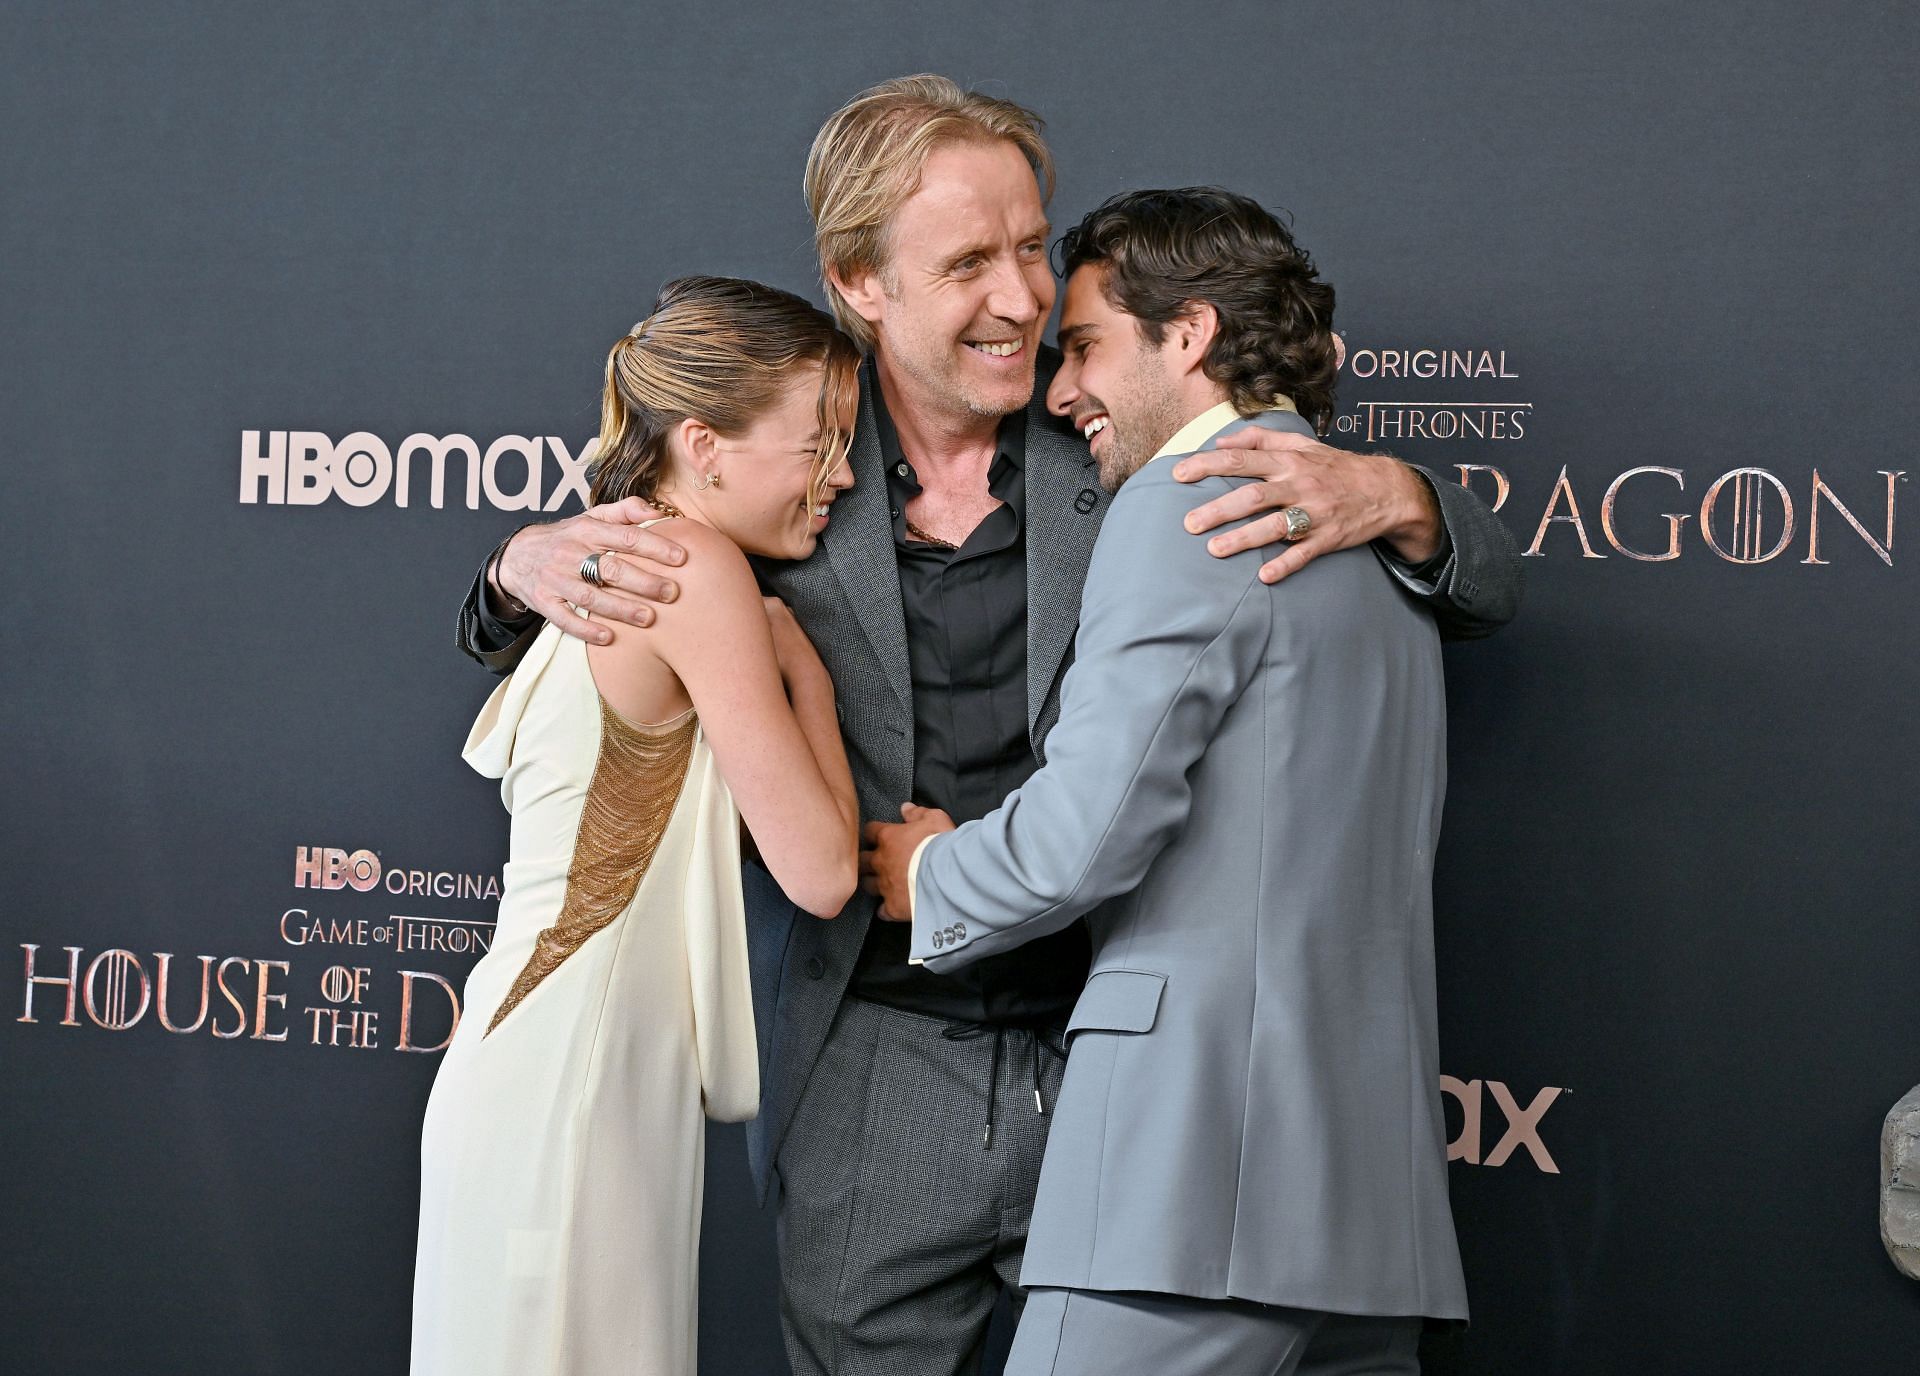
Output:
[4, 2, 1917, 1372]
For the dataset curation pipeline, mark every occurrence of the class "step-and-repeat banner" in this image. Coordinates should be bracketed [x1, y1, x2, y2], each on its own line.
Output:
[5, 4, 1917, 1372]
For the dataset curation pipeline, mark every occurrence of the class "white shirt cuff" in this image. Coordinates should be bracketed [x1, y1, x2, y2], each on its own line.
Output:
[904, 834, 936, 965]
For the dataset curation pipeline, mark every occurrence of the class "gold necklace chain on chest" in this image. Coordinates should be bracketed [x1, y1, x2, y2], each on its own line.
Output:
[905, 516, 959, 550]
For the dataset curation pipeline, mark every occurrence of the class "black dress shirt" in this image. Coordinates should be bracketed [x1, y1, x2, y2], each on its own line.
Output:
[845, 384, 1088, 1026]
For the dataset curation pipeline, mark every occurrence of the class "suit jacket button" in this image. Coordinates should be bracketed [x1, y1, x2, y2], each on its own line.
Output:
[805, 957, 826, 980]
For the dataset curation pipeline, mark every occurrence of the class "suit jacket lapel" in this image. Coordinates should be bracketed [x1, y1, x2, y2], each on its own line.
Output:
[825, 377, 913, 715]
[1023, 396, 1108, 743]
[819, 351, 1110, 739]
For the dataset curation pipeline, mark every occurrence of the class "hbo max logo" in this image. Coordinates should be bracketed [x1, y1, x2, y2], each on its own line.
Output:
[238, 430, 598, 512]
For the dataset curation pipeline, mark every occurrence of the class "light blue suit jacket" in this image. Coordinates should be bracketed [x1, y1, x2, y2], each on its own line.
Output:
[911, 407, 1470, 1320]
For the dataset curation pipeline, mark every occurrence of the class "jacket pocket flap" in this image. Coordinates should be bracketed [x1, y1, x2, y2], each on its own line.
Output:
[1065, 969, 1167, 1039]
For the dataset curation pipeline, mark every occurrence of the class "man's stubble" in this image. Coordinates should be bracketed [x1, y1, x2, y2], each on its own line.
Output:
[877, 282, 1035, 426]
[1095, 345, 1187, 494]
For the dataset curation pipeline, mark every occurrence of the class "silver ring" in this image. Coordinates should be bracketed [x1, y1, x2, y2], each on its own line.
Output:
[1281, 506, 1313, 541]
[579, 551, 608, 586]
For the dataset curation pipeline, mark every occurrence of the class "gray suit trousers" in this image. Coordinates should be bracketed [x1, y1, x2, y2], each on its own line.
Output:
[1007, 1288, 1421, 1376]
[775, 997, 1067, 1376]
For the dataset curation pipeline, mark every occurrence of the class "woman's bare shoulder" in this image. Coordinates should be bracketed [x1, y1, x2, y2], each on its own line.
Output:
[648, 518, 758, 612]
[597, 518, 760, 658]
[587, 518, 760, 717]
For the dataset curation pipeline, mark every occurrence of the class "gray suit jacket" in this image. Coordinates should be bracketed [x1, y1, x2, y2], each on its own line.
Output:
[735, 356, 1112, 1200]
[909, 407, 1471, 1320]
[456, 350, 1519, 1209]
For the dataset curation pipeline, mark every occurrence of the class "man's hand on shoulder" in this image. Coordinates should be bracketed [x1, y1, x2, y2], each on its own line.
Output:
[1171, 429, 1442, 585]
[493, 497, 693, 645]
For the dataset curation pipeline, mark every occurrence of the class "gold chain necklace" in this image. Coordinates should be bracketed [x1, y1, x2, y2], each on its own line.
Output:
[905, 517, 959, 550]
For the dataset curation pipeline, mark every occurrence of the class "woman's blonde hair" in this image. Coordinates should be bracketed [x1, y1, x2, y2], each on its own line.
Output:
[804, 74, 1054, 350]
[590, 276, 860, 510]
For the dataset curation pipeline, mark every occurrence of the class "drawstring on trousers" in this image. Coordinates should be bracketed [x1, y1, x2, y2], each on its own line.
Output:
[940, 1022, 1068, 1149]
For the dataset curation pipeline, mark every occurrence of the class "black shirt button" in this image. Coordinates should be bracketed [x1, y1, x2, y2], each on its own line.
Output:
[805, 956, 826, 980]
[895, 463, 911, 478]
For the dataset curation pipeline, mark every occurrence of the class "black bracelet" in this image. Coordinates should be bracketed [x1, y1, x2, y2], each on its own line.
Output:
[486, 526, 536, 618]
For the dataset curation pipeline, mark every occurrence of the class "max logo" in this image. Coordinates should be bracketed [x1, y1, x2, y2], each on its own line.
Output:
[1441, 1076, 1564, 1174]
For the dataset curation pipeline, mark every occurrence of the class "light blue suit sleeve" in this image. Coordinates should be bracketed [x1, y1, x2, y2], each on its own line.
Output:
[910, 469, 1272, 970]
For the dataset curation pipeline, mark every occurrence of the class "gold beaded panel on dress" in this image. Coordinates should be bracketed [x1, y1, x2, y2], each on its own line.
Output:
[486, 700, 699, 1035]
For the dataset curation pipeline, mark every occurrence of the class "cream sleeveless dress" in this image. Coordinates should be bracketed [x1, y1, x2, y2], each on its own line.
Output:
[411, 611, 758, 1376]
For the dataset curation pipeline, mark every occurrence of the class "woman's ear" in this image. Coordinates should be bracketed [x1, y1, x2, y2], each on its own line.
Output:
[672, 416, 718, 475]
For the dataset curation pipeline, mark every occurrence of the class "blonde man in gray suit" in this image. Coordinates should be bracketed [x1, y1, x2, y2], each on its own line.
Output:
[867, 188, 1467, 1374]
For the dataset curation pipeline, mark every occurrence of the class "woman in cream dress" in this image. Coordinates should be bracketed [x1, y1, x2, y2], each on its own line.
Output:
[412, 278, 862, 1376]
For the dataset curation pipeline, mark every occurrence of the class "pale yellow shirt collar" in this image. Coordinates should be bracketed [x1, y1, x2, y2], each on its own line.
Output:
[1148, 396, 1297, 466]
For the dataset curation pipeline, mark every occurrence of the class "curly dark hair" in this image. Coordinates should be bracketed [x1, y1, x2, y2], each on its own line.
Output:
[1054, 188, 1338, 434]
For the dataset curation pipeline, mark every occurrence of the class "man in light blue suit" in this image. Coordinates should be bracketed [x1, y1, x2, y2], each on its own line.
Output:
[867, 188, 1468, 1374]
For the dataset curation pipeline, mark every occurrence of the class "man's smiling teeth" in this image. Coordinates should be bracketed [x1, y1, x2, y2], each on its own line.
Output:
[967, 340, 1023, 357]
[1081, 416, 1110, 440]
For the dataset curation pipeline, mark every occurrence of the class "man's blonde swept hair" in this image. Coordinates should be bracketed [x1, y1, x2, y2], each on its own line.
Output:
[804, 74, 1055, 350]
